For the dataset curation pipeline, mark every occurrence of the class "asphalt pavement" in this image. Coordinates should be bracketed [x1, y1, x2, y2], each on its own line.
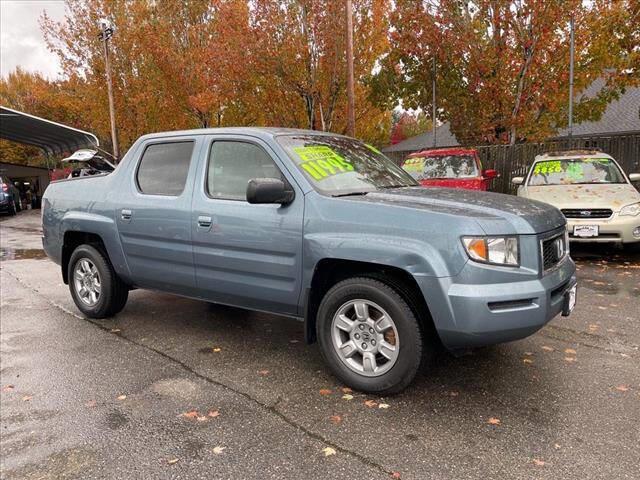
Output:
[1, 210, 639, 479]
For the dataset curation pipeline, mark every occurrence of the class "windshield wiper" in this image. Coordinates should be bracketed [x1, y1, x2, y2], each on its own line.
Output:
[332, 191, 371, 197]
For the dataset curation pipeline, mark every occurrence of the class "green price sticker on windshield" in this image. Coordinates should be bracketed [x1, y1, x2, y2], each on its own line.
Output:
[294, 146, 354, 181]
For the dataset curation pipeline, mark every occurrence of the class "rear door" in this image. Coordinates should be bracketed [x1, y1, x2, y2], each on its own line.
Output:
[191, 135, 304, 315]
[116, 136, 202, 295]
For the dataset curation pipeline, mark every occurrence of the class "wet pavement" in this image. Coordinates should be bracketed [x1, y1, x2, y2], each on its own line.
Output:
[1, 210, 639, 479]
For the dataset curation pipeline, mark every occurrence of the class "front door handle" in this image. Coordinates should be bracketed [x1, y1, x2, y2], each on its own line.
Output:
[121, 209, 132, 221]
[197, 215, 213, 228]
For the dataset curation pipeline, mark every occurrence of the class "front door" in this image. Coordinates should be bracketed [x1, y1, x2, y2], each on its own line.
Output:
[116, 137, 201, 295]
[191, 136, 304, 315]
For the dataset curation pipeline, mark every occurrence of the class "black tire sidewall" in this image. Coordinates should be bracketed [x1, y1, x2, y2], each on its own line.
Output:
[316, 278, 423, 394]
[68, 245, 115, 318]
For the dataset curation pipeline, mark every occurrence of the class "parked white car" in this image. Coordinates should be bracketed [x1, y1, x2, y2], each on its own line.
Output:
[512, 150, 640, 249]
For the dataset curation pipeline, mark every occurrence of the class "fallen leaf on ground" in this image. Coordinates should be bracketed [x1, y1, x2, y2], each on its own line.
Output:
[449, 391, 459, 397]
[22, 395, 33, 402]
[167, 458, 179, 465]
[85, 400, 97, 408]
[329, 415, 342, 424]
[532, 458, 545, 467]
[116, 394, 127, 401]
[321, 447, 336, 457]
[524, 351, 534, 356]
[2, 385, 15, 392]
[523, 358, 533, 364]
[364, 400, 377, 408]
[319, 389, 333, 396]
[541, 346, 554, 352]
[196, 415, 208, 422]
[257, 370, 269, 376]
[289, 339, 299, 344]
[342, 394, 354, 401]
[182, 409, 199, 419]
[378, 403, 390, 409]
[487, 417, 501, 425]
[208, 409, 220, 418]
[212, 446, 225, 455]
[110, 328, 121, 333]
[564, 357, 577, 363]
[597, 306, 607, 310]
[564, 348, 577, 355]
[342, 387, 353, 393]
[391, 472, 402, 479]
[213, 348, 221, 352]
[554, 443, 561, 449]
[615, 385, 629, 392]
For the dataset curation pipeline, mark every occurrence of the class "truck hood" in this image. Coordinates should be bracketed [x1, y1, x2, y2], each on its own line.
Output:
[524, 184, 640, 211]
[345, 187, 565, 234]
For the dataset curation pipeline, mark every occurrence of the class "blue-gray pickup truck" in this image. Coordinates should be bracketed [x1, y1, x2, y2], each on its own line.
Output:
[42, 128, 577, 393]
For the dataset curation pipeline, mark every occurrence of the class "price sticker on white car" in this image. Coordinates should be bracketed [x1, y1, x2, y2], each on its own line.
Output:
[573, 225, 599, 237]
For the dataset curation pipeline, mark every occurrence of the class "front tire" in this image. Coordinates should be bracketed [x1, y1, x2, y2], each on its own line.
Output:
[68, 244, 128, 318]
[316, 277, 424, 395]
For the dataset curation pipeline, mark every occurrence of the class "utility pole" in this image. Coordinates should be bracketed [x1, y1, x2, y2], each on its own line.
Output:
[432, 56, 437, 148]
[99, 18, 119, 161]
[345, 0, 355, 137]
[568, 15, 575, 139]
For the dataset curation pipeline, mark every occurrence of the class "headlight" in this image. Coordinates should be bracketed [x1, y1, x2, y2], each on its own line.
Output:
[619, 202, 640, 216]
[461, 236, 519, 266]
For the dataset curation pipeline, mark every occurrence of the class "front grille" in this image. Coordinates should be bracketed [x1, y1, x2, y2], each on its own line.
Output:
[541, 233, 566, 272]
[561, 208, 612, 219]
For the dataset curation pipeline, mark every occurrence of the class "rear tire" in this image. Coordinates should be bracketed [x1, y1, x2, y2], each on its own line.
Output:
[68, 244, 128, 318]
[8, 200, 17, 216]
[316, 277, 425, 395]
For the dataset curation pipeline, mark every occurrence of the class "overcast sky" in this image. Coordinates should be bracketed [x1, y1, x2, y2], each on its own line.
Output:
[1, 0, 65, 79]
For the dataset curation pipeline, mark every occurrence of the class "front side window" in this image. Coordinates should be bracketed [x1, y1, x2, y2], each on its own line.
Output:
[528, 158, 626, 186]
[207, 141, 283, 200]
[276, 135, 417, 196]
[403, 155, 479, 180]
[136, 141, 194, 195]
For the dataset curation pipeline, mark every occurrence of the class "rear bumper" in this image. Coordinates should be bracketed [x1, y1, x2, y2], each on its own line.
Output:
[567, 215, 640, 244]
[418, 255, 576, 350]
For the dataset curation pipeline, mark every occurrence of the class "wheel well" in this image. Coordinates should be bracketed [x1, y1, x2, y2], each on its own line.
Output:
[61, 231, 106, 284]
[305, 259, 437, 344]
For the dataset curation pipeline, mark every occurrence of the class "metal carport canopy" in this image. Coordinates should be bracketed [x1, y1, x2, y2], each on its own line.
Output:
[0, 106, 99, 156]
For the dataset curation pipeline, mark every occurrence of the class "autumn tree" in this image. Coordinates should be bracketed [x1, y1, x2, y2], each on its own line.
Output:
[373, 0, 638, 145]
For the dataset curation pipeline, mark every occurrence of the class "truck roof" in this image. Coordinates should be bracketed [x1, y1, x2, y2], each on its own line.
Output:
[534, 149, 612, 161]
[138, 127, 346, 142]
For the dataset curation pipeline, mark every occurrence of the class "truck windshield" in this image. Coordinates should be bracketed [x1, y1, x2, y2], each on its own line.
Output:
[276, 135, 417, 196]
[528, 158, 626, 186]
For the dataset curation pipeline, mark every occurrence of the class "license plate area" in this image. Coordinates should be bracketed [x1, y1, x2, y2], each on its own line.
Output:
[562, 284, 577, 316]
[573, 225, 599, 237]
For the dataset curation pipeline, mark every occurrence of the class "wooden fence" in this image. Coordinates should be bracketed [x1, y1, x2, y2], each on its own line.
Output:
[385, 132, 640, 194]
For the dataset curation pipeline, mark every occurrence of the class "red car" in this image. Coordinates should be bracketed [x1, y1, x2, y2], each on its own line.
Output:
[401, 148, 498, 191]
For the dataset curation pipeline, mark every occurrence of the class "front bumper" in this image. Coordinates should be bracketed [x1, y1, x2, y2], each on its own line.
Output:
[567, 214, 640, 244]
[418, 249, 577, 350]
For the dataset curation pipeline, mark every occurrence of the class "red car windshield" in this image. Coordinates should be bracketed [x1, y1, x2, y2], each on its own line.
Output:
[404, 155, 479, 181]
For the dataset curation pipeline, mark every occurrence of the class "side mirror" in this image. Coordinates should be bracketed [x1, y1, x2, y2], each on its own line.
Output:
[246, 178, 294, 205]
[628, 173, 640, 182]
[511, 176, 524, 185]
[482, 169, 499, 179]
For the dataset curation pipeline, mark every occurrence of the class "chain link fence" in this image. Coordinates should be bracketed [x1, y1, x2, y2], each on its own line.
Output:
[385, 132, 640, 194]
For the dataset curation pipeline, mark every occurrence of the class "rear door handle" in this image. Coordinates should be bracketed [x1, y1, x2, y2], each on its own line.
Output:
[121, 209, 132, 221]
[197, 215, 212, 228]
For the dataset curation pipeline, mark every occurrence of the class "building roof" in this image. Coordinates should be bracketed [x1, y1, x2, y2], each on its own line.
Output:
[0, 106, 99, 156]
[556, 81, 640, 137]
[383, 81, 639, 152]
[382, 122, 460, 153]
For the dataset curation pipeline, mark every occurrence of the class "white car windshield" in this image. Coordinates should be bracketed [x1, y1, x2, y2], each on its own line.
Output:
[528, 158, 626, 186]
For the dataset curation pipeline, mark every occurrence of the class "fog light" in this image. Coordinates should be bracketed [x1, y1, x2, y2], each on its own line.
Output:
[633, 226, 640, 239]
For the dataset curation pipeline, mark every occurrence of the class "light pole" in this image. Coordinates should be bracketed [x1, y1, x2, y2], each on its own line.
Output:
[568, 15, 575, 139]
[345, 0, 355, 137]
[98, 18, 119, 161]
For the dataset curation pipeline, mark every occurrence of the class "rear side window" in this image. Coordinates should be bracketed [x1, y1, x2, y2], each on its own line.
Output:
[136, 141, 194, 196]
[207, 141, 283, 200]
